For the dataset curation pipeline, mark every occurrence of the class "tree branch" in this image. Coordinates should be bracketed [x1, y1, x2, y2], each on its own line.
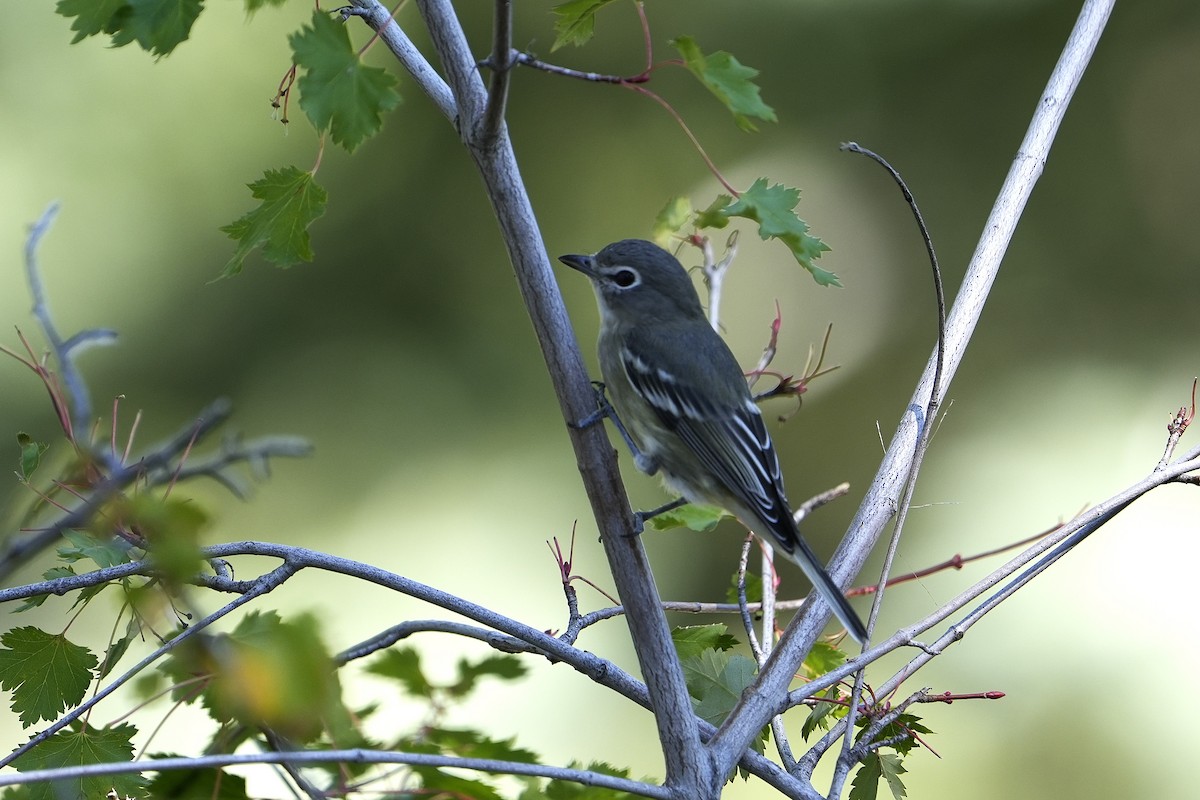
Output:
[342, 1, 455, 121]
[0, 749, 675, 799]
[708, 0, 1117, 781]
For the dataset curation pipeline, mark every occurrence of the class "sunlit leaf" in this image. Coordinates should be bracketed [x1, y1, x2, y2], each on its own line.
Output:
[551, 0, 619, 50]
[671, 36, 776, 131]
[652, 196, 692, 247]
[644, 503, 729, 533]
[703, 179, 838, 286]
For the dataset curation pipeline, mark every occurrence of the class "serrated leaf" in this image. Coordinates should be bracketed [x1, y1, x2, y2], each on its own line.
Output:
[870, 712, 930, 757]
[723, 178, 838, 286]
[871, 752, 909, 800]
[102, 0, 205, 57]
[644, 503, 729, 532]
[245, 0, 289, 12]
[220, 166, 328, 276]
[695, 194, 733, 230]
[449, 654, 528, 697]
[550, 0, 619, 50]
[800, 685, 841, 740]
[671, 625, 738, 660]
[652, 196, 692, 247]
[424, 727, 539, 764]
[411, 767, 505, 800]
[98, 633, 134, 680]
[544, 762, 637, 799]
[671, 36, 776, 132]
[15, 433, 49, 482]
[59, 528, 132, 570]
[290, 11, 401, 152]
[680, 649, 757, 727]
[147, 760, 250, 800]
[849, 752, 883, 800]
[366, 646, 432, 697]
[801, 639, 848, 679]
[10, 722, 146, 800]
[0, 627, 97, 727]
[55, 0, 127, 44]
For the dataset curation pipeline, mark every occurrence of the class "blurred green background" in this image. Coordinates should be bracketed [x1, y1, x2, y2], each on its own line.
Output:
[3, 1, 1199, 797]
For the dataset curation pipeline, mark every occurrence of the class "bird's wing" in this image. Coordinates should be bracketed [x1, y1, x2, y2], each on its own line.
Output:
[620, 344, 797, 553]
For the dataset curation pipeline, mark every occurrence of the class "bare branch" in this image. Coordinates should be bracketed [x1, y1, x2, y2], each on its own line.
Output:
[23, 202, 118, 447]
[343, 1, 456, 121]
[708, 0, 1117, 781]
[0, 749, 675, 799]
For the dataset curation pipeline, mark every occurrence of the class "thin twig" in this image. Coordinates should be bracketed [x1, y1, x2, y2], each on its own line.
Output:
[478, 0, 513, 146]
[832, 141, 948, 791]
[708, 0, 1118, 781]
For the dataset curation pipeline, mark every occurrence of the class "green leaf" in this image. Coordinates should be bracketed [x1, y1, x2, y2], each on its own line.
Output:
[550, 0, 619, 50]
[290, 11, 401, 153]
[98, 632, 135, 680]
[366, 646, 432, 697]
[849, 752, 882, 800]
[644, 503, 729, 532]
[680, 649, 757, 727]
[695, 194, 733, 229]
[671, 624, 738, 660]
[245, 0, 289, 12]
[10, 722, 146, 800]
[15, 433, 49, 482]
[110, 494, 206, 585]
[0, 627, 97, 727]
[15, 567, 75, 613]
[652, 196, 692, 247]
[147, 760, 250, 800]
[449, 654, 528, 697]
[58, 528, 132, 569]
[801, 639, 848, 679]
[670, 36, 776, 132]
[424, 727, 539, 764]
[220, 166, 328, 276]
[880, 753, 909, 799]
[724, 569, 762, 605]
[217, 613, 338, 741]
[59, 0, 205, 57]
[800, 685, 841, 740]
[869, 712, 931, 757]
[410, 767, 504, 800]
[56, 0, 127, 44]
[721, 179, 838, 286]
[851, 753, 908, 800]
[113, 0, 204, 56]
[541, 762, 637, 798]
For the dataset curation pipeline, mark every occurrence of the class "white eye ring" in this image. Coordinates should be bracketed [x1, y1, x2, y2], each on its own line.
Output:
[610, 267, 640, 288]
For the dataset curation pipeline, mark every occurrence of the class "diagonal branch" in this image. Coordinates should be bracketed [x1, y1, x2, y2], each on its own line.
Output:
[708, 0, 1117, 781]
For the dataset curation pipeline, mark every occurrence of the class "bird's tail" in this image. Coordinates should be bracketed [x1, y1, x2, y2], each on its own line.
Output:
[783, 535, 868, 645]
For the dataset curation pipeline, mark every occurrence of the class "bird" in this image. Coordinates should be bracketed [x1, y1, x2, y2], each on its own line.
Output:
[559, 238, 867, 644]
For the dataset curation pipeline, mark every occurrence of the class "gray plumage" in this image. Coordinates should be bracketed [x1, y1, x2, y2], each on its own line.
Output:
[560, 239, 867, 644]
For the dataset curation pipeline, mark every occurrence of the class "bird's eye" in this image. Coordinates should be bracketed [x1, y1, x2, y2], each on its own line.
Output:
[611, 268, 639, 288]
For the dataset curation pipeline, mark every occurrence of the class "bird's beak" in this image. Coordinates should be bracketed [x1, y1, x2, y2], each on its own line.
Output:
[558, 253, 598, 278]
